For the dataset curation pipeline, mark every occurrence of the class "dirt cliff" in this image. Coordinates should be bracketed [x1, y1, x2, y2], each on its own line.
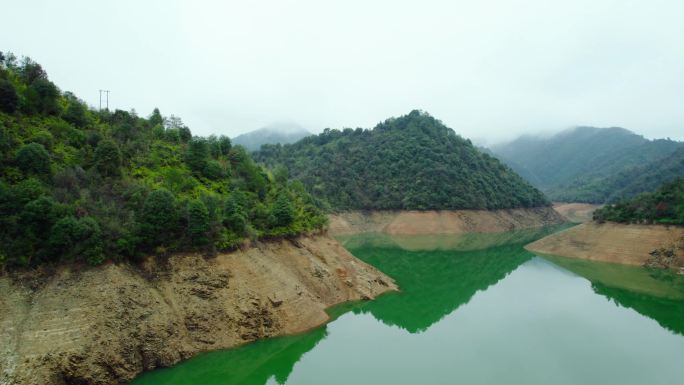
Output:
[525, 222, 684, 266]
[0, 235, 396, 385]
[328, 207, 565, 236]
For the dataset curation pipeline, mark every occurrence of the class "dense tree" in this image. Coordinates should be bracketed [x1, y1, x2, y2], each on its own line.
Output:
[93, 139, 122, 177]
[271, 192, 295, 227]
[138, 189, 177, 248]
[187, 199, 210, 246]
[185, 138, 209, 174]
[15, 143, 51, 176]
[26, 78, 60, 115]
[63, 95, 88, 128]
[255, 110, 548, 210]
[593, 179, 684, 225]
[223, 195, 247, 234]
[491, 127, 684, 203]
[49, 216, 104, 265]
[20, 196, 61, 237]
[218, 135, 232, 155]
[0, 79, 18, 113]
[149, 107, 163, 126]
[0, 55, 327, 270]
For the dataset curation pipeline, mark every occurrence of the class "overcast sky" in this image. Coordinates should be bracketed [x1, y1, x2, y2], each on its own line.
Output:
[2, 0, 683, 143]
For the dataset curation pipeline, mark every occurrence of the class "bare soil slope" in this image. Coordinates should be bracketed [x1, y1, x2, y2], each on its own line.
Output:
[328, 207, 565, 236]
[552, 203, 601, 223]
[0, 236, 396, 385]
[525, 222, 684, 266]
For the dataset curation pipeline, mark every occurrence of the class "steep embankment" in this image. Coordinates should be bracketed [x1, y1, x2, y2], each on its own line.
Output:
[328, 207, 565, 236]
[0, 235, 396, 385]
[525, 222, 684, 266]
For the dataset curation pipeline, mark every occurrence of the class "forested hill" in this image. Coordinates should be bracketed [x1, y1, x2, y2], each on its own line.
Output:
[491, 126, 684, 203]
[593, 178, 684, 225]
[254, 110, 549, 211]
[0, 53, 326, 269]
[232, 123, 310, 151]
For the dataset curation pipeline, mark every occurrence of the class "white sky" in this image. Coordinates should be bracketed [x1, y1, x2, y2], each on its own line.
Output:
[2, 0, 683, 143]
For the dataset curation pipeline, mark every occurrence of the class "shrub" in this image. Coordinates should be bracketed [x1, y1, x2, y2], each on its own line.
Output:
[15, 143, 50, 176]
[187, 199, 210, 246]
[138, 189, 177, 248]
[0, 79, 18, 113]
[93, 139, 122, 177]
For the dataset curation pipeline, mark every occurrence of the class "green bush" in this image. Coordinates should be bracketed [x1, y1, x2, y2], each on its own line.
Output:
[0, 79, 18, 113]
[0, 55, 327, 269]
[138, 189, 177, 248]
[15, 143, 51, 176]
[187, 199, 210, 246]
[93, 139, 122, 177]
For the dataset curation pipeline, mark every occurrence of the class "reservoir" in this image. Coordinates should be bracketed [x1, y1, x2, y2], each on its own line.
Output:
[131, 227, 684, 385]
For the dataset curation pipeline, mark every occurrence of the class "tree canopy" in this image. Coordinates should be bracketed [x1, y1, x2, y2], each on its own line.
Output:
[255, 110, 548, 211]
[491, 126, 684, 203]
[593, 179, 684, 225]
[0, 52, 326, 269]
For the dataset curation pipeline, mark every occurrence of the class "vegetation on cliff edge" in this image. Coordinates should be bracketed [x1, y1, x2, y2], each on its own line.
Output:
[0, 52, 326, 269]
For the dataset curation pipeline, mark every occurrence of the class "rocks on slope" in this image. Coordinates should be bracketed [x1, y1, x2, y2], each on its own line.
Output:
[0, 235, 396, 385]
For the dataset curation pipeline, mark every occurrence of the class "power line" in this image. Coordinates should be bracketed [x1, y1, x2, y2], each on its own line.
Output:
[99, 89, 110, 111]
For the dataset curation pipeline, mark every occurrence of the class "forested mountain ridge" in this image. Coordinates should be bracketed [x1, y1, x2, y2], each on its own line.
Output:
[0, 53, 326, 269]
[232, 123, 310, 151]
[554, 147, 684, 203]
[254, 110, 549, 211]
[491, 126, 684, 203]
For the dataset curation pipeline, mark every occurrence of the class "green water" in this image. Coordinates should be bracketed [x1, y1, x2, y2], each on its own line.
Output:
[131, 227, 684, 385]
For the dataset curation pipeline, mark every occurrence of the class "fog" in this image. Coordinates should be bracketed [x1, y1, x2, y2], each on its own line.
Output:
[2, 0, 683, 142]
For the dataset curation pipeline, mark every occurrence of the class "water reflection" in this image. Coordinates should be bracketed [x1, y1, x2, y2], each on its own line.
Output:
[131, 225, 684, 385]
[541, 254, 684, 335]
[134, 326, 328, 385]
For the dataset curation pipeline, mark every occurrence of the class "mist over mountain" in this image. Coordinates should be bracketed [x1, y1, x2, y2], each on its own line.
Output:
[491, 126, 684, 203]
[232, 122, 310, 151]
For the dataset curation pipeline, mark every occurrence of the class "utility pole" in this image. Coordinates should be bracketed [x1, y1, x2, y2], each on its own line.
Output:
[99, 89, 110, 111]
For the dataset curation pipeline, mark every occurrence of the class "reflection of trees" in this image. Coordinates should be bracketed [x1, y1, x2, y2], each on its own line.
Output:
[133, 327, 328, 385]
[593, 282, 684, 336]
[343, 240, 535, 333]
[542, 254, 684, 336]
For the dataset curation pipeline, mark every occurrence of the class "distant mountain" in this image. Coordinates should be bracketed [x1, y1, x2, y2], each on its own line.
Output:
[491, 126, 684, 203]
[232, 122, 310, 151]
[554, 147, 684, 203]
[254, 110, 549, 211]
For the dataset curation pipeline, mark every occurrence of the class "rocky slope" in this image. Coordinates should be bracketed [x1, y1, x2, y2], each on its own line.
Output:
[0, 235, 396, 385]
[525, 222, 684, 266]
[328, 207, 565, 236]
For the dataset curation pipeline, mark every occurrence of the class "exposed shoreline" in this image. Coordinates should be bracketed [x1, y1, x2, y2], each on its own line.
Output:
[0, 235, 396, 385]
[552, 202, 601, 223]
[328, 207, 566, 236]
[525, 222, 684, 267]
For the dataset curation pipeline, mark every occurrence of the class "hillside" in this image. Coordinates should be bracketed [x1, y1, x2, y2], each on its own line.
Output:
[491, 126, 684, 203]
[0, 54, 326, 269]
[593, 178, 684, 225]
[254, 110, 549, 211]
[232, 122, 310, 151]
[554, 147, 684, 203]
